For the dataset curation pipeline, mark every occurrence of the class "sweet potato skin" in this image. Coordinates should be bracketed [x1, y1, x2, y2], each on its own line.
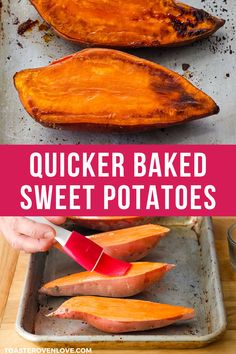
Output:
[30, 0, 224, 47]
[69, 216, 153, 231]
[14, 49, 219, 132]
[40, 262, 174, 297]
[49, 296, 195, 333]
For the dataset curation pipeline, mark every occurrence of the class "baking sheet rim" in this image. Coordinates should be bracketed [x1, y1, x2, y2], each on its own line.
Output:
[15, 217, 227, 345]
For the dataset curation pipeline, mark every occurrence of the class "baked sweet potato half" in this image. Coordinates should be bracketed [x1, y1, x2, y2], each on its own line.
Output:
[48, 296, 195, 333]
[14, 49, 219, 132]
[54, 224, 169, 262]
[40, 262, 174, 297]
[30, 0, 224, 47]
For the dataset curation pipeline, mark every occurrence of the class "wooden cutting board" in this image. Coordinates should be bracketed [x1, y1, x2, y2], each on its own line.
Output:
[0, 217, 236, 353]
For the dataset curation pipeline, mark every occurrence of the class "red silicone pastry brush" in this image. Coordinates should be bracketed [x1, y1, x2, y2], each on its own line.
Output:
[27, 217, 131, 276]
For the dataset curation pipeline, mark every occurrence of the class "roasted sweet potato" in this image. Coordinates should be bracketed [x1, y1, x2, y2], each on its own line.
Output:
[54, 224, 169, 262]
[40, 262, 174, 297]
[69, 216, 153, 231]
[14, 49, 219, 132]
[49, 296, 195, 333]
[30, 0, 224, 47]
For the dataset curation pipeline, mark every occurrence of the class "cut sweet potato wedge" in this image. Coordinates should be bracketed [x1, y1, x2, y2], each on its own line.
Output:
[40, 262, 174, 297]
[30, 0, 224, 47]
[54, 224, 169, 262]
[49, 296, 195, 333]
[14, 49, 219, 132]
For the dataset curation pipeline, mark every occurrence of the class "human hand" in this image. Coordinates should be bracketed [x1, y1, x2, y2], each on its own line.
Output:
[0, 216, 66, 253]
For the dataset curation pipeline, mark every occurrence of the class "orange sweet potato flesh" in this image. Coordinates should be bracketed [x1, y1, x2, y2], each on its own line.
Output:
[90, 224, 169, 261]
[54, 224, 170, 262]
[40, 262, 174, 297]
[14, 49, 219, 132]
[30, 0, 224, 47]
[49, 296, 195, 333]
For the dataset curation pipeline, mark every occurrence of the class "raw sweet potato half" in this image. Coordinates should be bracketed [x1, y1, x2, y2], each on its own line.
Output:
[89, 224, 169, 261]
[30, 0, 224, 47]
[54, 224, 170, 262]
[14, 49, 219, 132]
[40, 262, 174, 297]
[48, 296, 195, 333]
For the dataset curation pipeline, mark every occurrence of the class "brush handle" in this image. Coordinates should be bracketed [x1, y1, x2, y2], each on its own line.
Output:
[26, 217, 131, 276]
[26, 217, 71, 246]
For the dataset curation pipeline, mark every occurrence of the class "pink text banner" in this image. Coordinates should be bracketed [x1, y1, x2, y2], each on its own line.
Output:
[0, 145, 235, 216]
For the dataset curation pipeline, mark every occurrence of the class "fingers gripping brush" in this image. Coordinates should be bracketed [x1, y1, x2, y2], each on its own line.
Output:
[27, 217, 131, 276]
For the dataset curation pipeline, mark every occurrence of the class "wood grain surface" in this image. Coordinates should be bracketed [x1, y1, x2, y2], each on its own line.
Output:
[0, 217, 236, 353]
[0, 240, 19, 324]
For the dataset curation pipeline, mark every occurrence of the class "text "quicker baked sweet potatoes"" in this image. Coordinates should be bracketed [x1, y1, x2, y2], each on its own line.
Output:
[14, 49, 219, 132]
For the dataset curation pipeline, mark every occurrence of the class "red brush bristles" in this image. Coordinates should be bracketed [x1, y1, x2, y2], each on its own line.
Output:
[63, 231, 131, 276]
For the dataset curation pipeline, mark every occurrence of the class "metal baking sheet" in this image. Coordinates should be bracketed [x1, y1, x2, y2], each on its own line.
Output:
[15, 217, 226, 349]
[0, 0, 236, 144]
